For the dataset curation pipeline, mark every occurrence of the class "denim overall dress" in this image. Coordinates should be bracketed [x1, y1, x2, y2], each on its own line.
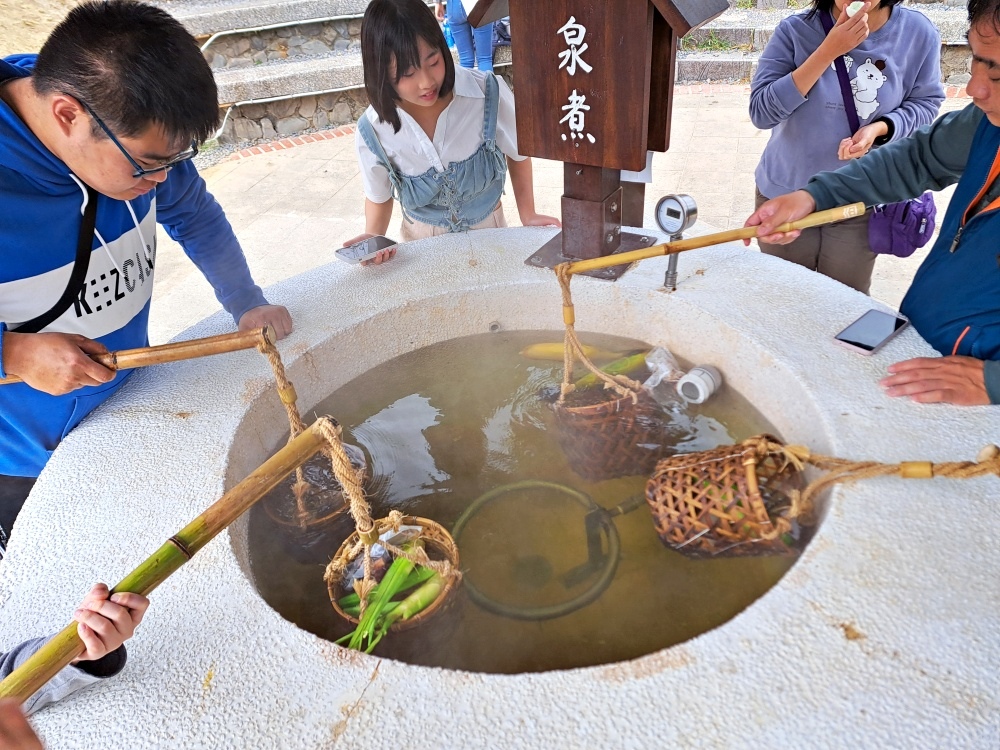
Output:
[357, 74, 508, 233]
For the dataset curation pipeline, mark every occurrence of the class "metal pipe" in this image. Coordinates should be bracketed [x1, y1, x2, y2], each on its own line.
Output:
[664, 233, 681, 290]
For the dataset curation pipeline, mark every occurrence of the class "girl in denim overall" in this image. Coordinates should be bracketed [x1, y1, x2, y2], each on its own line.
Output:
[344, 0, 559, 262]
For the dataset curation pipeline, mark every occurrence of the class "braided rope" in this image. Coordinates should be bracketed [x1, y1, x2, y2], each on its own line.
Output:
[257, 340, 310, 522]
[256, 338, 458, 619]
[741, 436, 1000, 529]
[555, 263, 643, 405]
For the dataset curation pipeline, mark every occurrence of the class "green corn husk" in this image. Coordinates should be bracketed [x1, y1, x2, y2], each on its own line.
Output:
[381, 573, 443, 630]
[361, 573, 444, 653]
[336, 556, 445, 653]
[337, 566, 435, 612]
[573, 352, 649, 390]
[337, 542, 422, 652]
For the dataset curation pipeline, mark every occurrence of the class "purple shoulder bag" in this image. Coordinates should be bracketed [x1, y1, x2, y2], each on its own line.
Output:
[819, 11, 936, 258]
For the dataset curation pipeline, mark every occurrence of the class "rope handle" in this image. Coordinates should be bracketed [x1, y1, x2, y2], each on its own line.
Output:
[741, 436, 1000, 528]
[555, 264, 645, 404]
[256, 336, 458, 619]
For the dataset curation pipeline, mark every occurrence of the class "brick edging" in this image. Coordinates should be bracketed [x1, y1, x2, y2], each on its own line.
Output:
[227, 85, 971, 160]
[227, 124, 356, 161]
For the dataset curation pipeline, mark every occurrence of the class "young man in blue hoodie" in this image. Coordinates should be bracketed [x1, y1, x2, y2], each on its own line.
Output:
[746, 0, 1000, 407]
[0, 0, 293, 552]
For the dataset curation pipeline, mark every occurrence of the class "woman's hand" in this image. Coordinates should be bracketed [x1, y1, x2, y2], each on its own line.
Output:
[820, 2, 871, 59]
[520, 213, 561, 228]
[343, 234, 397, 266]
[838, 121, 888, 160]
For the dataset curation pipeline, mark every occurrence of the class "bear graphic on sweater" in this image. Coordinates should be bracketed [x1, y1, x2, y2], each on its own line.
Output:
[851, 57, 887, 120]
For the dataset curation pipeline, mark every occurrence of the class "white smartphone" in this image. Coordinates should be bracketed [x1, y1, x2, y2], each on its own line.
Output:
[335, 235, 397, 264]
[834, 309, 909, 355]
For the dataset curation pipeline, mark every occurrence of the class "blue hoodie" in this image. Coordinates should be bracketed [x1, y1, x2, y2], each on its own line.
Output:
[0, 54, 269, 477]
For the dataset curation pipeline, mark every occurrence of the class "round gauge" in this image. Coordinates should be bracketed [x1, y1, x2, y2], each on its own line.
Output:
[654, 194, 698, 236]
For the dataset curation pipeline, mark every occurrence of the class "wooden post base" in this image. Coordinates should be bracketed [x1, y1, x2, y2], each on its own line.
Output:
[524, 229, 659, 281]
[523, 162, 657, 280]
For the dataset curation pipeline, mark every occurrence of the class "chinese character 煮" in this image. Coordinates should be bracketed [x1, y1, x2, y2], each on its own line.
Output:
[559, 89, 596, 144]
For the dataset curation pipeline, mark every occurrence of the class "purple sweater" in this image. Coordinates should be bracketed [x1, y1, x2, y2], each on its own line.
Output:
[750, 7, 944, 200]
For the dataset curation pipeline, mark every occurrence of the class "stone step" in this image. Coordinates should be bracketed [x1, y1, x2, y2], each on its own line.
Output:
[701, 4, 971, 45]
[676, 51, 757, 84]
[214, 49, 363, 105]
[213, 45, 513, 143]
[677, 39, 970, 86]
[153, 0, 371, 37]
[214, 45, 512, 105]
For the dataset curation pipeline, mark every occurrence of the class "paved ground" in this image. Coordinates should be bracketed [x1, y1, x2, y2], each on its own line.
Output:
[149, 84, 972, 344]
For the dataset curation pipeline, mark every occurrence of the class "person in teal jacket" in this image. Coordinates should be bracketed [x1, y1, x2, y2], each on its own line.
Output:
[745, 0, 1000, 407]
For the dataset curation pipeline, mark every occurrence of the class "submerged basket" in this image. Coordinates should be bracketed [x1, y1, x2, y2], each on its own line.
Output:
[263, 452, 366, 556]
[645, 434, 805, 558]
[553, 390, 675, 482]
[328, 515, 461, 632]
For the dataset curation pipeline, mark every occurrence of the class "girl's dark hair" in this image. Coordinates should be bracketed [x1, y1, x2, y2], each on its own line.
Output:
[33, 0, 219, 146]
[361, 0, 456, 133]
[968, 0, 1000, 33]
[807, 1, 903, 19]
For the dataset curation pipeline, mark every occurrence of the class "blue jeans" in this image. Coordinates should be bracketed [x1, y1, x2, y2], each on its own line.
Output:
[447, 2, 494, 71]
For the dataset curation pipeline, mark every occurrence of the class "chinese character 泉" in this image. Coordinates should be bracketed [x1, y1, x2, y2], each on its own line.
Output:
[557, 16, 593, 76]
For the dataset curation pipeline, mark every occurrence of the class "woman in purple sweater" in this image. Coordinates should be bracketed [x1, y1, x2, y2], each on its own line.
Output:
[750, 0, 944, 293]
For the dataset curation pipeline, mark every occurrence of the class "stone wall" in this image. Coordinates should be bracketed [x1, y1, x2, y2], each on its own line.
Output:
[203, 18, 363, 69]
[222, 89, 367, 142]
[941, 43, 972, 83]
[218, 66, 515, 145]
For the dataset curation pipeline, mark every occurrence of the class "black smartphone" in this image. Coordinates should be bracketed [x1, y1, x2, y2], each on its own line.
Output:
[834, 309, 909, 355]
[335, 235, 397, 264]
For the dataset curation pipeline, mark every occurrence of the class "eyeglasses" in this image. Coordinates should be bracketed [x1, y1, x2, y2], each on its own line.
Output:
[79, 100, 198, 178]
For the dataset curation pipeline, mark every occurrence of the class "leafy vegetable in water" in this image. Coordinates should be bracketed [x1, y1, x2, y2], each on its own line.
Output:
[336, 542, 443, 653]
[337, 566, 436, 616]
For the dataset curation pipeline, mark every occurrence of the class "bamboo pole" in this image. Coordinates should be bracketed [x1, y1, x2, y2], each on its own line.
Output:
[0, 326, 276, 386]
[562, 203, 866, 276]
[0, 417, 332, 704]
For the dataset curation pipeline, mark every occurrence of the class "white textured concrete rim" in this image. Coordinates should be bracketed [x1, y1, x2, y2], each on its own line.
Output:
[1, 226, 997, 749]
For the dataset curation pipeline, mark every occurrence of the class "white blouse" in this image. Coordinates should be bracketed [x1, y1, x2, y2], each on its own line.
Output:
[356, 66, 525, 204]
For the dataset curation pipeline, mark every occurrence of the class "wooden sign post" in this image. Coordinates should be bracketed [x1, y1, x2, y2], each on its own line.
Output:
[470, 0, 727, 279]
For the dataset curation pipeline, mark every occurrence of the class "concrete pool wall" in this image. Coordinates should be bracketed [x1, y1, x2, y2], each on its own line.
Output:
[1, 227, 996, 748]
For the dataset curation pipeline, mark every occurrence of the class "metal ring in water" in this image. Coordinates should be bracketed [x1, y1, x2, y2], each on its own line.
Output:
[452, 480, 621, 621]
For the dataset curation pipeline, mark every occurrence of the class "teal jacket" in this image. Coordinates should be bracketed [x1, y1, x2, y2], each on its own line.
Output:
[805, 104, 1000, 404]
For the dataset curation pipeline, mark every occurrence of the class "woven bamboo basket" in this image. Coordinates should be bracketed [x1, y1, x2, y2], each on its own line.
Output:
[553, 390, 675, 482]
[263, 453, 365, 555]
[645, 434, 804, 558]
[328, 515, 461, 632]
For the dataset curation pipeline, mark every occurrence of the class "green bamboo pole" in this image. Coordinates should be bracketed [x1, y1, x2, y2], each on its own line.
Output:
[0, 417, 333, 704]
